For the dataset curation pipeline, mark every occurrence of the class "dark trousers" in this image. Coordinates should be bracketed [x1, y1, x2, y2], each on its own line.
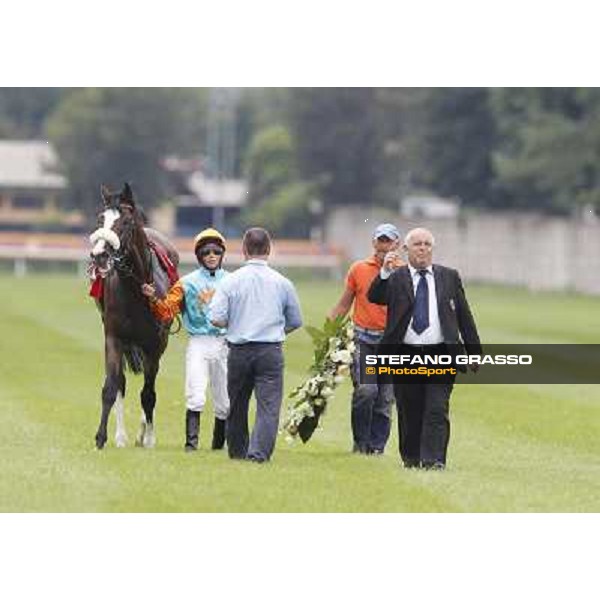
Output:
[226, 342, 284, 462]
[393, 345, 455, 467]
[351, 339, 392, 452]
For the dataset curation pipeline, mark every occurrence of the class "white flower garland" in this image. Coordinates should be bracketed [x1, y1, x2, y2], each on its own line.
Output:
[283, 317, 355, 442]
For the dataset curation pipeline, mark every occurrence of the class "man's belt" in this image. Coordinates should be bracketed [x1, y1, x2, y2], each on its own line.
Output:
[354, 325, 385, 336]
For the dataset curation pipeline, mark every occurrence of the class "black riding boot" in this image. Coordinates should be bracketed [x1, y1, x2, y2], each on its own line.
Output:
[211, 418, 226, 450]
[185, 410, 200, 452]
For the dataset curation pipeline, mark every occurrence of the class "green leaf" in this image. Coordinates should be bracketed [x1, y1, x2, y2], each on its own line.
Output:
[305, 325, 326, 344]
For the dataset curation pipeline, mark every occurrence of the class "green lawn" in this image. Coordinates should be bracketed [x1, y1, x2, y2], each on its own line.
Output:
[0, 275, 598, 511]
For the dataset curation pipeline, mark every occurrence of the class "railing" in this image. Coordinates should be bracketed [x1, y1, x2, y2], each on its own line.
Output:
[0, 232, 345, 279]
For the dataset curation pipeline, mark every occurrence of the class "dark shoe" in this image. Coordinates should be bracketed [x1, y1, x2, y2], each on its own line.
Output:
[422, 460, 445, 471]
[211, 418, 226, 450]
[185, 410, 200, 452]
[369, 448, 384, 455]
[402, 458, 420, 469]
[246, 455, 266, 464]
[352, 442, 369, 454]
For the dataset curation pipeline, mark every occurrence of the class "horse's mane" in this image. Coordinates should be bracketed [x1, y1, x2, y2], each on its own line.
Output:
[113, 204, 153, 285]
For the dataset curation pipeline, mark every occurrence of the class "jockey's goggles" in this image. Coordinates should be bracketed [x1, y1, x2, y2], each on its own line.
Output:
[199, 245, 224, 257]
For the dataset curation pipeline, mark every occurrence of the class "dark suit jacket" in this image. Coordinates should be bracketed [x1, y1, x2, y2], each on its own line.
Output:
[367, 264, 482, 356]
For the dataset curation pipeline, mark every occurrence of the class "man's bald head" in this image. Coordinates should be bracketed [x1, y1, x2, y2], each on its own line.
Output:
[404, 228, 435, 247]
[404, 228, 435, 269]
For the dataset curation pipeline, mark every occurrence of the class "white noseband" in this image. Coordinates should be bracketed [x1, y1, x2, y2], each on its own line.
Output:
[90, 208, 121, 256]
[90, 228, 121, 256]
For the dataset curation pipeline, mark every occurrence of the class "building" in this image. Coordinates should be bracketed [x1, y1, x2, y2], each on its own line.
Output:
[159, 156, 248, 238]
[401, 195, 459, 220]
[0, 140, 84, 232]
[0, 140, 248, 236]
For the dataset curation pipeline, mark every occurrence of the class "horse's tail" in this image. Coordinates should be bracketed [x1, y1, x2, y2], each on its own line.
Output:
[123, 344, 144, 374]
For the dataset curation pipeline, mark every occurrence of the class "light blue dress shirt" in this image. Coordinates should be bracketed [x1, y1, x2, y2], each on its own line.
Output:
[210, 259, 303, 344]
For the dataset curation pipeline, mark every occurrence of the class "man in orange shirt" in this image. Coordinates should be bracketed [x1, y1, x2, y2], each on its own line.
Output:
[330, 223, 403, 454]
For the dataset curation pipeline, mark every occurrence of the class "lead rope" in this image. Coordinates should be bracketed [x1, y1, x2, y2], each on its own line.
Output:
[169, 315, 182, 336]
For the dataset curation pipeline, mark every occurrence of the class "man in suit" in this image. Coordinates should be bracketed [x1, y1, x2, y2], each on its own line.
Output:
[368, 228, 481, 470]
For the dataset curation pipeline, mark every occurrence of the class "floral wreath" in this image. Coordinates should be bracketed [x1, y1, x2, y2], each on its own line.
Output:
[283, 315, 355, 443]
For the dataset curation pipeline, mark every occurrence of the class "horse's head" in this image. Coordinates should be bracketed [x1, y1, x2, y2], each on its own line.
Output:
[89, 183, 149, 280]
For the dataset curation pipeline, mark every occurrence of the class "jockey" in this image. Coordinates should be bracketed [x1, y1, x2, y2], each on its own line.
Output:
[142, 227, 230, 452]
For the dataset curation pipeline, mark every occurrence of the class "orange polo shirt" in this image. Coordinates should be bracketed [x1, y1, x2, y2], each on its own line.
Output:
[346, 255, 392, 331]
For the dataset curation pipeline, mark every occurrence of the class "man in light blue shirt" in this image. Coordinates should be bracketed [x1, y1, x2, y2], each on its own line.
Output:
[211, 227, 303, 462]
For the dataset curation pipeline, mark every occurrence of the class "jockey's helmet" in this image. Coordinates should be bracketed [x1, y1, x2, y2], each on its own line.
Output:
[194, 228, 226, 272]
[194, 228, 226, 253]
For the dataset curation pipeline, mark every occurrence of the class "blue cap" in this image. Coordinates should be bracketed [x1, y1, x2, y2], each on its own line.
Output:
[372, 223, 401, 241]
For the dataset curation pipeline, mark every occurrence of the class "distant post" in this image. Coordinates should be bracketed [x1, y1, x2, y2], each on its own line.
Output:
[15, 257, 27, 277]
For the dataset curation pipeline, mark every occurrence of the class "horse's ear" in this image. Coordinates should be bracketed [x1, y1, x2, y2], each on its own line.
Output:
[121, 182, 135, 207]
[100, 184, 112, 208]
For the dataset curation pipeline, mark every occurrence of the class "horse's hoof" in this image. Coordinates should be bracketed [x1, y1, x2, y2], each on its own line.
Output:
[136, 422, 146, 447]
[139, 422, 155, 448]
[115, 435, 128, 448]
[143, 433, 156, 448]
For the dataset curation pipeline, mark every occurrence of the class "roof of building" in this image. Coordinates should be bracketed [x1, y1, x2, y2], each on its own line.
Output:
[0, 140, 67, 190]
[401, 195, 459, 218]
[185, 172, 248, 207]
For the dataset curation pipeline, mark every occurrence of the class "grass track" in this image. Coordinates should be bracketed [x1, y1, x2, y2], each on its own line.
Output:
[0, 275, 598, 512]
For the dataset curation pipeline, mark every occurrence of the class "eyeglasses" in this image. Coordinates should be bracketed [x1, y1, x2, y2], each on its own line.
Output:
[199, 247, 224, 257]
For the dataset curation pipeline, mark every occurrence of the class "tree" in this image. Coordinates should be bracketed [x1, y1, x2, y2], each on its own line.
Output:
[0, 88, 65, 138]
[241, 180, 317, 238]
[385, 88, 498, 207]
[46, 88, 207, 218]
[244, 125, 297, 204]
[236, 89, 293, 177]
[490, 88, 600, 213]
[287, 88, 385, 207]
[241, 124, 315, 237]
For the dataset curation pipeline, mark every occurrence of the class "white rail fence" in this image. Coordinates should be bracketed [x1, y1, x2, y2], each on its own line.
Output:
[0, 244, 344, 278]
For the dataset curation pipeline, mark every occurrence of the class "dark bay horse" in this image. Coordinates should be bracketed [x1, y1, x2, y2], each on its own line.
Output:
[89, 183, 179, 449]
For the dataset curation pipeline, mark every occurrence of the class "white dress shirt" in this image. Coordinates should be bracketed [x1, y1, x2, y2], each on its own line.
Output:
[403, 264, 444, 345]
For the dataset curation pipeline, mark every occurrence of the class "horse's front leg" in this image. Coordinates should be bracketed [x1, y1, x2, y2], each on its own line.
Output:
[136, 354, 159, 448]
[96, 335, 124, 449]
[114, 377, 128, 447]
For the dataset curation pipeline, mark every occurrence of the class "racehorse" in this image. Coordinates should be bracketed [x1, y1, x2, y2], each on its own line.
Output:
[88, 182, 179, 449]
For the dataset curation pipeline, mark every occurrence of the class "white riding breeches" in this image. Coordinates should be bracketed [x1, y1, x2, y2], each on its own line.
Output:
[185, 335, 230, 418]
